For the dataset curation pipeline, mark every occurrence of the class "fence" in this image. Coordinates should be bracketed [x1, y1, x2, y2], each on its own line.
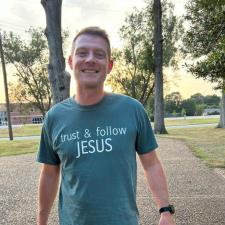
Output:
[0, 114, 43, 126]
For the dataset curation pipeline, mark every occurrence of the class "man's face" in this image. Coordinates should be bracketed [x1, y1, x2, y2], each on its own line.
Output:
[68, 34, 113, 89]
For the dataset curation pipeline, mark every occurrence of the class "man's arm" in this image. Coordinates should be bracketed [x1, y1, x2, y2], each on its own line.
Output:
[37, 164, 60, 225]
[138, 150, 175, 225]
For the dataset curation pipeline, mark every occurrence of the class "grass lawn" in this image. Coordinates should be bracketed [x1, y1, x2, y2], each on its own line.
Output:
[0, 117, 219, 138]
[164, 117, 219, 126]
[0, 124, 42, 138]
[0, 139, 40, 157]
[159, 126, 225, 168]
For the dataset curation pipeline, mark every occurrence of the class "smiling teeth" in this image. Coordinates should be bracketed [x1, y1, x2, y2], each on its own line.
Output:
[82, 70, 98, 73]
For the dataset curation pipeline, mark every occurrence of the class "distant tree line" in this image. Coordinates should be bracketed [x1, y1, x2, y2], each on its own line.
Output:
[163, 92, 220, 117]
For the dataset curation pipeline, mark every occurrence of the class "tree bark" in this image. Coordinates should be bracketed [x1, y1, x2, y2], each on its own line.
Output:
[41, 0, 70, 105]
[153, 0, 167, 134]
[217, 79, 225, 128]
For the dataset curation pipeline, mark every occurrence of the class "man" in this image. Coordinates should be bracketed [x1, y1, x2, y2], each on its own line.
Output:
[37, 26, 175, 225]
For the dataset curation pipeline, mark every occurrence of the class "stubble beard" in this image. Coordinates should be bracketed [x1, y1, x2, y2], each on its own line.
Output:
[75, 74, 106, 91]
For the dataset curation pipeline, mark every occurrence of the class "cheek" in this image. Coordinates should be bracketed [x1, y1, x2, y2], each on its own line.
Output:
[74, 60, 82, 71]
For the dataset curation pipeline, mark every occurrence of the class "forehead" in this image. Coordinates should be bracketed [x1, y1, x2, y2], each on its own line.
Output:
[74, 34, 108, 52]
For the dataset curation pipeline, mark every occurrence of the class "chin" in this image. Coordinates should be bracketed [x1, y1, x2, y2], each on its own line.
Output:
[81, 81, 103, 89]
[80, 78, 106, 88]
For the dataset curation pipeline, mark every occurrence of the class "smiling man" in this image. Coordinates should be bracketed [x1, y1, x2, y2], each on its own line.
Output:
[36, 26, 175, 225]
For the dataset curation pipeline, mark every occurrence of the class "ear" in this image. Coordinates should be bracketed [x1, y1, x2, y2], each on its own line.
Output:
[107, 59, 114, 74]
[68, 55, 73, 70]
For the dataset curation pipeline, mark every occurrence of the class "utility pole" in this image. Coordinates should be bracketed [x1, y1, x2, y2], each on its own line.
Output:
[0, 30, 13, 140]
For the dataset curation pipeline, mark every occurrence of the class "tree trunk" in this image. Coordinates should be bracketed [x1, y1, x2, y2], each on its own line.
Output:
[153, 0, 167, 134]
[217, 79, 225, 128]
[41, 0, 70, 105]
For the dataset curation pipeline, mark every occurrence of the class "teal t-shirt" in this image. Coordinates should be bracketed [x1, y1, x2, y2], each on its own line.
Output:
[37, 93, 158, 225]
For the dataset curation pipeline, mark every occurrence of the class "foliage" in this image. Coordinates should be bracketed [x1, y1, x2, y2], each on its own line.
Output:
[107, 0, 183, 105]
[190, 93, 204, 104]
[164, 91, 221, 116]
[2, 27, 69, 116]
[2, 27, 51, 116]
[181, 108, 186, 117]
[182, 0, 225, 88]
[195, 104, 205, 116]
[164, 91, 182, 113]
[204, 95, 221, 107]
[181, 99, 196, 116]
[182, 0, 225, 127]
[107, 47, 154, 105]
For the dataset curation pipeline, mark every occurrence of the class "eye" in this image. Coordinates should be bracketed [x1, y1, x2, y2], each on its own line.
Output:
[95, 51, 106, 59]
[76, 50, 88, 57]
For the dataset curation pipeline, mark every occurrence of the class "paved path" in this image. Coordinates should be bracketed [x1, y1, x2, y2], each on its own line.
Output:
[0, 138, 224, 225]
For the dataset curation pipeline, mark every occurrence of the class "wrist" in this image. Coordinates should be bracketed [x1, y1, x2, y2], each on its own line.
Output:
[160, 211, 173, 217]
[159, 204, 175, 215]
[37, 212, 48, 225]
[159, 211, 176, 225]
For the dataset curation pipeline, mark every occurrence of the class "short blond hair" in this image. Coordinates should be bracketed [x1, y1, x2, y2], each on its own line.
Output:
[71, 26, 111, 57]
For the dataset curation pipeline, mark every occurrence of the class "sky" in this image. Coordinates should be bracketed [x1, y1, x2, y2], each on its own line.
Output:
[0, 0, 220, 103]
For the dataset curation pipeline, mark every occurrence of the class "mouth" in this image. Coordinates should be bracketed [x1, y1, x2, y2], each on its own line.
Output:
[81, 69, 99, 73]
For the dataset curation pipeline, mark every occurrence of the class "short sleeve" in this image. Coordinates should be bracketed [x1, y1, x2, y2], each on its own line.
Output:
[135, 105, 158, 155]
[36, 115, 60, 165]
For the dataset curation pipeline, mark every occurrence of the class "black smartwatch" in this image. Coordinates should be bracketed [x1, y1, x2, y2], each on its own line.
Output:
[159, 205, 175, 214]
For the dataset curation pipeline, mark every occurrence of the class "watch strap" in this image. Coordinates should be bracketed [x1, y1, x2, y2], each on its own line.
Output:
[159, 205, 175, 214]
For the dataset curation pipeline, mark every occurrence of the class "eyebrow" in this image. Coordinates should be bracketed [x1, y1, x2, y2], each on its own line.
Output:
[75, 47, 107, 54]
[75, 47, 87, 52]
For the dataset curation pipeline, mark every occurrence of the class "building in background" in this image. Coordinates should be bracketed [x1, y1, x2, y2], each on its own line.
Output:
[0, 103, 43, 126]
[202, 108, 220, 116]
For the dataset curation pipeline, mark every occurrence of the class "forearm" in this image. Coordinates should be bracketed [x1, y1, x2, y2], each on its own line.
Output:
[37, 165, 60, 225]
[139, 151, 175, 224]
[144, 159, 170, 208]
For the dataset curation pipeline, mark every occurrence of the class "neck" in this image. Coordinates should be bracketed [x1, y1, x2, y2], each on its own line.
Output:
[75, 85, 105, 105]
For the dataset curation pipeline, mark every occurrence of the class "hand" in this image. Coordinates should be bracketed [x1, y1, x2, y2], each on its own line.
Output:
[158, 212, 175, 225]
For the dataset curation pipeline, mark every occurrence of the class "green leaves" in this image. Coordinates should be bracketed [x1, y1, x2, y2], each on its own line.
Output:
[2, 27, 51, 116]
[182, 0, 225, 90]
[3, 27, 47, 66]
[107, 0, 183, 105]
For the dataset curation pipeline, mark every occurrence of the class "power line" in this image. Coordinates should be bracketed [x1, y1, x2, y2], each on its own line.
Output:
[9, 0, 129, 14]
[63, 3, 126, 14]
[0, 21, 28, 29]
[0, 24, 27, 33]
[0, 21, 45, 36]
[0, 3, 128, 33]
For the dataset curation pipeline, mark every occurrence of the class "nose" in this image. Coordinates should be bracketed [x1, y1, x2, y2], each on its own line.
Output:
[85, 51, 95, 63]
